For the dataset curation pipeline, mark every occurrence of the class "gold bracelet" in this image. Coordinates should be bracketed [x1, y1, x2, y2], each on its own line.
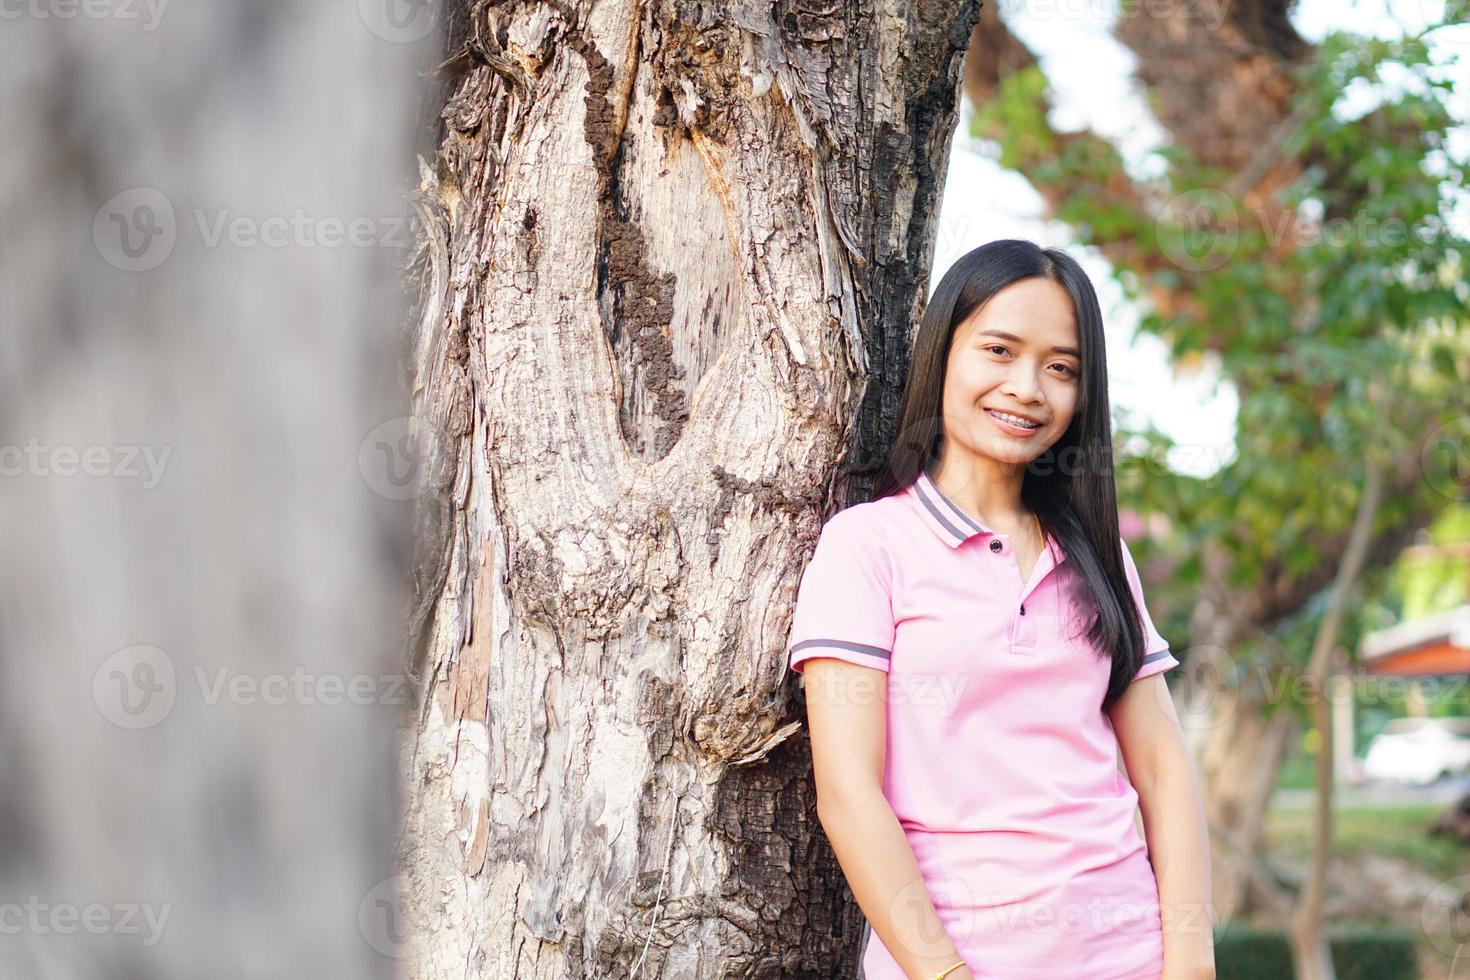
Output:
[933, 959, 966, 980]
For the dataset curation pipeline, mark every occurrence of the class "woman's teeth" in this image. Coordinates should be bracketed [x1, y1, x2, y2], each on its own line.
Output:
[987, 409, 1040, 429]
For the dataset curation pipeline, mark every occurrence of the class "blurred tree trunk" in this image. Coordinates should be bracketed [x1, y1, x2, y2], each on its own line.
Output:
[0, 5, 418, 979]
[397, 2, 981, 976]
[1288, 461, 1382, 980]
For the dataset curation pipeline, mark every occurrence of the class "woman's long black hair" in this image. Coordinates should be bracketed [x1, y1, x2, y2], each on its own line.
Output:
[869, 239, 1150, 711]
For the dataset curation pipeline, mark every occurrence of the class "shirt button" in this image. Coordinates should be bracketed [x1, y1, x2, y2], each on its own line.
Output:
[989, 539, 1002, 552]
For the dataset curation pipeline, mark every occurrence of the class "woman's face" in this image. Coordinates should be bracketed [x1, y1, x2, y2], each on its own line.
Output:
[940, 277, 1082, 469]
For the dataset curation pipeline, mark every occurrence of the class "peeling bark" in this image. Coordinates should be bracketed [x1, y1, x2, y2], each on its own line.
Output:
[397, 1, 982, 975]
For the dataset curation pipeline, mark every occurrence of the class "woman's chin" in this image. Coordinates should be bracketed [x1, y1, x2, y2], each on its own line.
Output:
[977, 442, 1041, 466]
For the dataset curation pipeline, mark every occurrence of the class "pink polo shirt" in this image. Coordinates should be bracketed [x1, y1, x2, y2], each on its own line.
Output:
[787, 468, 1179, 980]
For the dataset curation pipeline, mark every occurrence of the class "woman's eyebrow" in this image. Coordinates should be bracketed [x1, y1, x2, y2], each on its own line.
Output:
[977, 329, 1080, 358]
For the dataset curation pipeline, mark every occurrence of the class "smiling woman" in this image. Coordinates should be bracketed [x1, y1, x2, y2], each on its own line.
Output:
[935, 274, 1085, 584]
[790, 240, 1215, 980]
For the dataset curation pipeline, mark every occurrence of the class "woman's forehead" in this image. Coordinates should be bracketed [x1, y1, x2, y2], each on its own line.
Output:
[957, 280, 1078, 343]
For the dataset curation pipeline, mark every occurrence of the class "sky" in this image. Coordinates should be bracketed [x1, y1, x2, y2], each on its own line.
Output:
[932, 0, 1470, 479]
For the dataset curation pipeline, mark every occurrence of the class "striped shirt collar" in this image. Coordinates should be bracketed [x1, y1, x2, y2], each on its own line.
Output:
[907, 467, 995, 548]
[905, 467, 1068, 570]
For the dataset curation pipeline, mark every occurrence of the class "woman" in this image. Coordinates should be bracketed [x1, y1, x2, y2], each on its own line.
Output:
[786, 240, 1216, 980]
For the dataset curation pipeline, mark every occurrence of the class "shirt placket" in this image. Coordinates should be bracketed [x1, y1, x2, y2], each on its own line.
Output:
[984, 533, 1057, 655]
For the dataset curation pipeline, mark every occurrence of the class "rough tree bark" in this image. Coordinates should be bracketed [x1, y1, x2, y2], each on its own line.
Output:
[397, 1, 982, 976]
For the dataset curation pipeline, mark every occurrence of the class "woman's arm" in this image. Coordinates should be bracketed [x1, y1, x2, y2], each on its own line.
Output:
[803, 657, 976, 980]
[1108, 672, 1216, 980]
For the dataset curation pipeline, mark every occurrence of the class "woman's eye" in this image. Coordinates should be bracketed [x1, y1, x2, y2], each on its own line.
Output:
[981, 343, 1076, 377]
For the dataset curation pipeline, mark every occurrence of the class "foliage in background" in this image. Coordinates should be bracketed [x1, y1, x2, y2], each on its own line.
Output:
[1211, 922, 1419, 980]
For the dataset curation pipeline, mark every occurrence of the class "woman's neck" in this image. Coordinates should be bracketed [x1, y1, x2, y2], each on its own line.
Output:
[927, 450, 1030, 530]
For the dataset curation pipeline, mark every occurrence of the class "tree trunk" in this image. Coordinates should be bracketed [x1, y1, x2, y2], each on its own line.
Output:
[1197, 688, 1295, 917]
[1192, 451, 1442, 920]
[1286, 459, 1382, 980]
[0, 5, 419, 978]
[397, 2, 982, 976]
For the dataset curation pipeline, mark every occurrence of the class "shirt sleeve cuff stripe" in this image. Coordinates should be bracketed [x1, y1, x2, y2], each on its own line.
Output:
[790, 639, 892, 661]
